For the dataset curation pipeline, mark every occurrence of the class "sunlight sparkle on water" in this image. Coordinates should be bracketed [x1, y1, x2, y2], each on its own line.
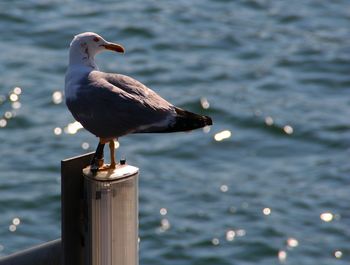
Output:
[52, 91, 63, 104]
[0, 119, 7, 128]
[159, 218, 170, 232]
[160, 208, 167, 216]
[212, 238, 220, 246]
[320, 212, 333, 222]
[203, 125, 211, 133]
[236, 229, 246, 237]
[9, 225, 16, 232]
[4, 111, 13, 119]
[82, 142, 90, 150]
[12, 218, 20, 226]
[334, 250, 342, 259]
[200, 97, 210, 109]
[265, 116, 274, 126]
[54, 127, 62, 135]
[283, 125, 293, 135]
[278, 250, 287, 262]
[220, 185, 228, 192]
[263, 207, 271, 215]
[12, 102, 21, 109]
[13, 87, 22, 95]
[226, 230, 235, 241]
[287, 238, 298, 248]
[214, 130, 231, 141]
[65, 121, 83, 134]
[9, 93, 18, 102]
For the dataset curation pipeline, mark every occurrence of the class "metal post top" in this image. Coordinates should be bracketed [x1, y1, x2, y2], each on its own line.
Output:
[83, 163, 139, 182]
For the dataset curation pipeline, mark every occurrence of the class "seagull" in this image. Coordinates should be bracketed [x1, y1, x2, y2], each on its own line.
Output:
[65, 32, 212, 173]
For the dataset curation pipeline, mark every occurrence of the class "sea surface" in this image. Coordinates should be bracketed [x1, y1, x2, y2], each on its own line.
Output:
[0, 0, 349, 264]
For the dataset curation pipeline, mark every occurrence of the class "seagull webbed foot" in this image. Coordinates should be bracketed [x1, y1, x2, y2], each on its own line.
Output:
[90, 138, 117, 174]
[90, 158, 104, 174]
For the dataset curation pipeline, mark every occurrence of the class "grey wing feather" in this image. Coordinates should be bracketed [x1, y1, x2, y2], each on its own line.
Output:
[104, 73, 174, 111]
[67, 71, 175, 138]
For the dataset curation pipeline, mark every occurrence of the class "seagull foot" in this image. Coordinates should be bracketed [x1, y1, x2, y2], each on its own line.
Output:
[99, 163, 116, 171]
[90, 158, 104, 174]
[90, 163, 117, 174]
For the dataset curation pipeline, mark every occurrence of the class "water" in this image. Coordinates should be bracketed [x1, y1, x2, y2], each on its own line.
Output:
[0, 0, 349, 264]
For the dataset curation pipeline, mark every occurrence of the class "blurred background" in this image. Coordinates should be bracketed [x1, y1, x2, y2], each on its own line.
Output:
[0, 0, 349, 264]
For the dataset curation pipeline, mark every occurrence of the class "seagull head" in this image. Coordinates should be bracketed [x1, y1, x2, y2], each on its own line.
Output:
[68, 32, 125, 68]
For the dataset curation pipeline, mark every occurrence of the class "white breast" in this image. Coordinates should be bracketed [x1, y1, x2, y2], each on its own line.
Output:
[65, 66, 91, 99]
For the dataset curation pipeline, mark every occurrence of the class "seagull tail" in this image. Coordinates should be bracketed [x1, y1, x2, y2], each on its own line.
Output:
[159, 107, 213, 133]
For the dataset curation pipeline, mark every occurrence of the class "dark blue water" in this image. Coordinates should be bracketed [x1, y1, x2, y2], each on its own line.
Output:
[0, 0, 349, 264]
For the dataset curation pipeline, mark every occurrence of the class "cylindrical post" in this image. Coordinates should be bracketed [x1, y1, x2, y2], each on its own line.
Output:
[83, 164, 139, 265]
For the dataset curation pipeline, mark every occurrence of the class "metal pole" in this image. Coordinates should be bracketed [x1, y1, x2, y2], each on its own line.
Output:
[0, 239, 61, 265]
[0, 153, 138, 265]
[83, 163, 139, 265]
[61, 152, 95, 265]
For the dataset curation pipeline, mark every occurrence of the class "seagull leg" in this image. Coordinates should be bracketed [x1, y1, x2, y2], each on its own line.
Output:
[90, 141, 105, 174]
[109, 140, 116, 169]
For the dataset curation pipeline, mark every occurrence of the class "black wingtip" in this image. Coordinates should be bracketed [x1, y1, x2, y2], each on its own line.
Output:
[135, 108, 213, 134]
[203, 115, 213, 126]
[163, 108, 213, 133]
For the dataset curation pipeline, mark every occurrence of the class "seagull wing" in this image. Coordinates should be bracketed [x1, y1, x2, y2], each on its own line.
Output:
[103, 73, 212, 133]
[66, 71, 176, 138]
[104, 72, 174, 113]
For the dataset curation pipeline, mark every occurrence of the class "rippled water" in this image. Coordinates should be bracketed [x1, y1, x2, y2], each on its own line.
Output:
[1, 0, 349, 264]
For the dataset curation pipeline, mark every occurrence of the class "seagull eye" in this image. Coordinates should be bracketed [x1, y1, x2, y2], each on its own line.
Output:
[93, 37, 100, 42]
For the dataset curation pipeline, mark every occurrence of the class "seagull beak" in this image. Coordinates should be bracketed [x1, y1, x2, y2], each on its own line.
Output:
[101, 42, 125, 53]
